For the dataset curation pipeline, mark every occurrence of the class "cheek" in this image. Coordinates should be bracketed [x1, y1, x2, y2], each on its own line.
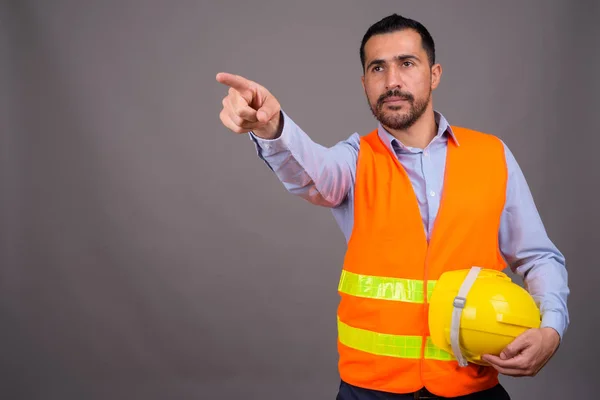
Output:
[416, 72, 432, 89]
[409, 76, 430, 98]
[365, 80, 384, 101]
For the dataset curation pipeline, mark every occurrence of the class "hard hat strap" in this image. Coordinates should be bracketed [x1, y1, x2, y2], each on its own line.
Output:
[450, 266, 482, 367]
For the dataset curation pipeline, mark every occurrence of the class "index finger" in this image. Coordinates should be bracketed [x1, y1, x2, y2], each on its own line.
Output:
[216, 72, 253, 93]
[482, 353, 527, 369]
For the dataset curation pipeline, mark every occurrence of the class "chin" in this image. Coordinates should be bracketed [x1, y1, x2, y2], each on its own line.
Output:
[383, 110, 410, 120]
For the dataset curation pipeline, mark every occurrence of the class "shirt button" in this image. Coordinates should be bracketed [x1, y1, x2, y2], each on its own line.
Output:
[430, 191, 436, 197]
[264, 144, 271, 149]
[424, 151, 429, 157]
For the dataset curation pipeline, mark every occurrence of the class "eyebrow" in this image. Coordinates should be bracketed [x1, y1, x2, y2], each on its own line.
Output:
[366, 54, 420, 70]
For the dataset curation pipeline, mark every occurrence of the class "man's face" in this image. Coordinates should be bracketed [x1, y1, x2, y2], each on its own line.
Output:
[361, 29, 441, 131]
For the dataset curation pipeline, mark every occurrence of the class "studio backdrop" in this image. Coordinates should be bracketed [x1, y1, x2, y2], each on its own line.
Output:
[1, 1, 598, 399]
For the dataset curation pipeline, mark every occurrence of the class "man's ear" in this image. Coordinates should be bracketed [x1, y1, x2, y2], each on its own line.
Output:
[431, 63, 442, 90]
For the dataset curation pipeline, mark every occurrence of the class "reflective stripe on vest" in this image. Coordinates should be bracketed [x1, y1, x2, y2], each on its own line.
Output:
[337, 270, 451, 359]
[338, 270, 437, 303]
[338, 318, 454, 361]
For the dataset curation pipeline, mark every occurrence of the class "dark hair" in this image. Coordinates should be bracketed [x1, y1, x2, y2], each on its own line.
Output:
[360, 14, 436, 71]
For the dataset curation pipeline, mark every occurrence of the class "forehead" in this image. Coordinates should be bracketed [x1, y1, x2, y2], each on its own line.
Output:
[363, 29, 424, 62]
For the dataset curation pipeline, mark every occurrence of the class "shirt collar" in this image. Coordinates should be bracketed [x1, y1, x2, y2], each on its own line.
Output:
[377, 110, 459, 154]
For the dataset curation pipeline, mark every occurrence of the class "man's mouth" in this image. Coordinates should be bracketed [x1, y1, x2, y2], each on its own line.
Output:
[382, 96, 409, 104]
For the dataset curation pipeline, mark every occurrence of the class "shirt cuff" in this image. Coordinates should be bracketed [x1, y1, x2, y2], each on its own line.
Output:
[540, 310, 567, 341]
[248, 110, 294, 157]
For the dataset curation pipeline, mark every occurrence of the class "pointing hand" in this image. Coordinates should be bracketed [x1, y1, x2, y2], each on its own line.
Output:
[216, 72, 282, 139]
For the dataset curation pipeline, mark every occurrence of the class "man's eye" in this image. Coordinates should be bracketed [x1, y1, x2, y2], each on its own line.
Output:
[372, 66, 383, 72]
[403, 61, 414, 67]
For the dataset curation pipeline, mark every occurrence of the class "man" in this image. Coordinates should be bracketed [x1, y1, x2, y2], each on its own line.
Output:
[216, 14, 569, 400]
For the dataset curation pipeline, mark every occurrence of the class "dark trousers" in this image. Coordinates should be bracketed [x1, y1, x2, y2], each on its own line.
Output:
[336, 380, 511, 400]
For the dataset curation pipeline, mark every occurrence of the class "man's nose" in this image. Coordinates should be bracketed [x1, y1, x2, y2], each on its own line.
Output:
[385, 67, 403, 90]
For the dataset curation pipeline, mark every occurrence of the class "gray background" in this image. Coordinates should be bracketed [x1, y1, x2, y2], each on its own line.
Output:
[1, 1, 598, 399]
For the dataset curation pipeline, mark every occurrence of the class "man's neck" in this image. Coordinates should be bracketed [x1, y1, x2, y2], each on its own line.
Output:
[385, 109, 438, 149]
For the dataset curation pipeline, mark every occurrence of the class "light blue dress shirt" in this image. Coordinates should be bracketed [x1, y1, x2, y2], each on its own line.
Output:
[249, 110, 569, 339]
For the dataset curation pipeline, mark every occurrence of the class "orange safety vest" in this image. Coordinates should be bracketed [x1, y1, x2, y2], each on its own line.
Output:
[337, 126, 508, 397]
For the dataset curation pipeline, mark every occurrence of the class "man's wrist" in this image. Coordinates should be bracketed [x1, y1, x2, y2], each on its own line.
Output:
[540, 310, 566, 342]
[252, 111, 283, 140]
[540, 327, 561, 350]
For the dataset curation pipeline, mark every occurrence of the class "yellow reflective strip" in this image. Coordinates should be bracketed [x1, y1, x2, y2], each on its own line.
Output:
[338, 270, 437, 303]
[425, 337, 454, 361]
[338, 318, 455, 361]
[426, 280, 437, 302]
[338, 318, 422, 359]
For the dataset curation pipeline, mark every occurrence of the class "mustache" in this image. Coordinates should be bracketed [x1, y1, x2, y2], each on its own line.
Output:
[377, 89, 414, 106]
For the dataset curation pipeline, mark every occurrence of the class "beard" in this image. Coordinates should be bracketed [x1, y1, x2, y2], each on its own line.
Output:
[367, 88, 431, 131]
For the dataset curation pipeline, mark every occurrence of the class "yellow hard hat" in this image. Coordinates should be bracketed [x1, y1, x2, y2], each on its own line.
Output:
[428, 267, 541, 367]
